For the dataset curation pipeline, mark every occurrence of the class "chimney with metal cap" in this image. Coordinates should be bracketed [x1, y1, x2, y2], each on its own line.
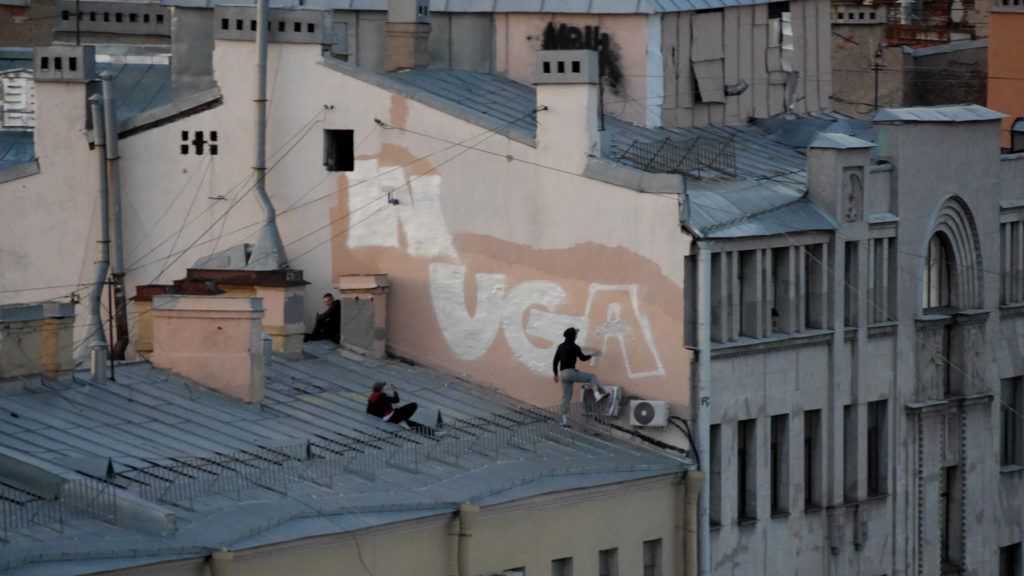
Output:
[386, 0, 430, 71]
[534, 49, 601, 174]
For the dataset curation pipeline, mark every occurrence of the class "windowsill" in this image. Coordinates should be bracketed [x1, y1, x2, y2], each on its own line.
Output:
[863, 492, 889, 503]
[770, 511, 790, 519]
[1001, 464, 1024, 474]
[711, 329, 832, 358]
[710, 522, 722, 532]
[804, 504, 824, 514]
[737, 516, 758, 527]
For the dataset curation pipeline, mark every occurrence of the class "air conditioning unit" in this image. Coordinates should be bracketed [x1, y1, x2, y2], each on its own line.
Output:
[629, 400, 669, 427]
[582, 385, 621, 417]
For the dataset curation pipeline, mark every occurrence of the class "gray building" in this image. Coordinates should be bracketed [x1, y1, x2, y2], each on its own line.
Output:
[686, 105, 1024, 574]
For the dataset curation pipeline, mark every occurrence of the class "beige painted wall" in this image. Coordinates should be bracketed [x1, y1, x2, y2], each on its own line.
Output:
[103, 475, 687, 576]
[0, 39, 693, 418]
[320, 73, 691, 415]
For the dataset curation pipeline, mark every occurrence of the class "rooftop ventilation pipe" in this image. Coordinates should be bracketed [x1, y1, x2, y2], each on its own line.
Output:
[88, 94, 109, 383]
[247, 0, 288, 271]
[101, 76, 129, 359]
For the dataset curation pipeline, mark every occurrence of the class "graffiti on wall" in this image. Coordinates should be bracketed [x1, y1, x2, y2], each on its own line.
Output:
[541, 22, 624, 93]
[347, 159, 664, 378]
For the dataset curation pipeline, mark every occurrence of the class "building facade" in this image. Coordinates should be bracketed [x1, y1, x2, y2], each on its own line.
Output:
[688, 107, 1024, 574]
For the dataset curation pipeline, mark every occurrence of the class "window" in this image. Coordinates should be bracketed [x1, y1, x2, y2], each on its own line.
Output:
[1001, 221, 1024, 305]
[1003, 377, 1023, 467]
[772, 247, 795, 334]
[771, 414, 789, 515]
[61, 10, 69, 20]
[843, 404, 857, 502]
[552, 557, 573, 576]
[323, 129, 354, 172]
[294, 21, 302, 32]
[599, 548, 618, 576]
[710, 424, 721, 525]
[690, 10, 725, 103]
[642, 539, 662, 576]
[115, 12, 122, 22]
[924, 233, 953, 310]
[69, 57, 77, 72]
[867, 400, 887, 496]
[1001, 543, 1021, 576]
[711, 243, 828, 344]
[40, 56, 49, 70]
[54, 57, 62, 71]
[156, 13, 164, 23]
[129, 13, 137, 22]
[804, 409, 822, 509]
[740, 250, 764, 338]
[869, 237, 897, 323]
[940, 466, 963, 570]
[738, 418, 757, 522]
[844, 242, 859, 327]
[768, 2, 790, 45]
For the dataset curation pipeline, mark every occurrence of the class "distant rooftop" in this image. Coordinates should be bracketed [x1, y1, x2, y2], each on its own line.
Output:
[161, 0, 783, 13]
[0, 343, 688, 574]
[366, 64, 851, 239]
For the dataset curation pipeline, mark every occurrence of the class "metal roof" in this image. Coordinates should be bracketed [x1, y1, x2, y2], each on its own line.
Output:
[376, 66, 844, 239]
[168, 0, 782, 12]
[0, 48, 33, 73]
[808, 132, 874, 150]
[97, 61, 173, 124]
[0, 342, 688, 574]
[0, 131, 34, 173]
[873, 104, 1007, 124]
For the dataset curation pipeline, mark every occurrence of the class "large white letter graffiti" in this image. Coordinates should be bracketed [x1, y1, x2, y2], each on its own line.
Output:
[429, 263, 505, 361]
[346, 160, 457, 259]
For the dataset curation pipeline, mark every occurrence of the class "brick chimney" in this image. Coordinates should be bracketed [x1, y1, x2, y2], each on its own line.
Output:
[534, 50, 601, 174]
[0, 301, 76, 379]
[386, 0, 430, 71]
[149, 296, 265, 403]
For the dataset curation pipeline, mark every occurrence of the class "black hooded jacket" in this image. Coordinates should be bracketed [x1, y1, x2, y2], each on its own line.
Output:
[552, 328, 591, 375]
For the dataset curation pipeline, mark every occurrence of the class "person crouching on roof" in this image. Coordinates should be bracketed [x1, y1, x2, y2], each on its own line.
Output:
[367, 381, 422, 429]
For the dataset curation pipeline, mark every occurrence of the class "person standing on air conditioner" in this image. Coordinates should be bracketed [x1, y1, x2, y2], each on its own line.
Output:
[552, 327, 607, 427]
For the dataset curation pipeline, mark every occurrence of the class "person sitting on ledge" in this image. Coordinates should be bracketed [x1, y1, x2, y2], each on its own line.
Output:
[304, 292, 340, 343]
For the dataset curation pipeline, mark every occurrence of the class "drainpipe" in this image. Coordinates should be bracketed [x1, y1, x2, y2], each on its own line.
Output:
[457, 502, 479, 576]
[88, 95, 109, 383]
[685, 470, 706, 576]
[695, 242, 712, 576]
[208, 549, 233, 576]
[247, 0, 287, 271]
[101, 76, 129, 359]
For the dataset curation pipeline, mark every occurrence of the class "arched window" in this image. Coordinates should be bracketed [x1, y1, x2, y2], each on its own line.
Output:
[923, 233, 953, 310]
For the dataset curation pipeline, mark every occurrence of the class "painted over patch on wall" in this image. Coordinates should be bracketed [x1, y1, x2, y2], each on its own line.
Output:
[344, 158, 666, 379]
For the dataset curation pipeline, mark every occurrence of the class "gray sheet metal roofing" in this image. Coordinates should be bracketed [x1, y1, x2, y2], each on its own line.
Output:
[378, 66, 839, 239]
[0, 342, 688, 574]
[873, 104, 1007, 123]
[0, 131, 35, 173]
[166, 0, 782, 12]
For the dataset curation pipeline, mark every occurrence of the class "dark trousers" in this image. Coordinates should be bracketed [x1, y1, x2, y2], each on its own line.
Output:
[386, 402, 418, 425]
